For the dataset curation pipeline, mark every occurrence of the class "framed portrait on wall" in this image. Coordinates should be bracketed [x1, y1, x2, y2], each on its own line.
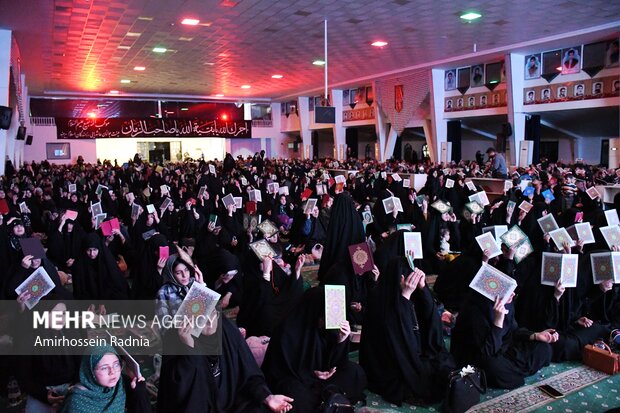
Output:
[561, 47, 581, 74]
[592, 82, 603, 96]
[342, 90, 349, 106]
[614, 79, 620, 93]
[470, 65, 484, 87]
[492, 93, 500, 105]
[525, 90, 536, 103]
[573, 83, 585, 97]
[606, 39, 619, 67]
[309, 96, 315, 111]
[457, 67, 471, 89]
[445, 99, 453, 110]
[541, 88, 551, 101]
[500, 60, 506, 83]
[456, 98, 464, 108]
[445, 70, 456, 90]
[467, 96, 475, 107]
[557, 86, 568, 99]
[524, 54, 541, 79]
[479, 95, 487, 106]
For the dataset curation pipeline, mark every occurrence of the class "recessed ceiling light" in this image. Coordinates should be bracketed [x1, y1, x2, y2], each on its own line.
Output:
[215, 94, 225, 97]
[87, 112, 97, 118]
[137, 16, 153, 21]
[179, 37, 194, 41]
[181, 107, 189, 111]
[126, 32, 141, 37]
[489, 80, 498, 84]
[460, 12, 482, 21]
[152, 47, 167, 53]
[109, 90, 120, 94]
[218, 53, 228, 57]
[204, 62, 215, 66]
[556, 66, 563, 71]
[120, 79, 131, 84]
[117, 45, 131, 50]
[240, 85, 251, 89]
[271, 74, 283, 79]
[181, 18, 200, 25]
[134, 66, 146, 71]
[371, 41, 388, 47]
[313, 60, 326, 66]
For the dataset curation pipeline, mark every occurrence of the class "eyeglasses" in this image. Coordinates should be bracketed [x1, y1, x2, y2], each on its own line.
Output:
[96, 361, 122, 375]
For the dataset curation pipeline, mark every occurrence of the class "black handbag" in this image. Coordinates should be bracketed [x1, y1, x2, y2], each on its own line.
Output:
[442, 367, 487, 413]
[319, 385, 355, 413]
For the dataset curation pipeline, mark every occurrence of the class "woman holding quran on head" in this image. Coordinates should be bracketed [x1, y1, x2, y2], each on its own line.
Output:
[451, 266, 554, 389]
[360, 256, 455, 406]
[262, 287, 367, 413]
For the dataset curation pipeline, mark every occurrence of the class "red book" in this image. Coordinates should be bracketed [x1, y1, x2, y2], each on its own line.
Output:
[246, 201, 257, 214]
[0, 199, 8, 215]
[301, 188, 313, 201]
[101, 218, 121, 237]
[348, 242, 374, 276]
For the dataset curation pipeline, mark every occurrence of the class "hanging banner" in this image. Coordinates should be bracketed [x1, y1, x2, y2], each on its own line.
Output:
[394, 85, 404, 113]
[55, 118, 252, 139]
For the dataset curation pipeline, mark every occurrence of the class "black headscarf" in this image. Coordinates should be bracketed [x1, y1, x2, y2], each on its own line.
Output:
[318, 192, 365, 281]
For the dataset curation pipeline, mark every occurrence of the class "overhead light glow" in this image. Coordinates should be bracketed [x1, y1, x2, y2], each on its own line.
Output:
[109, 90, 120, 94]
[240, 85, 251, 89]
[215, 94, 225, 97]
[181, 18, 200, 25]
[126, 32, 141, 37]
[134, 66, 146, 71]
[181, 107, 189, 111]
[152, 47, 167, 53]
[489, 80, 499, 84]
[271, 74, 283, 79]
[312, 60, 326, 66]
[460, 12, 482, 21]
[371, 41, 388, 47]
[87, 112, 97, 118]
[556, 66, 563, 71]
[221, 114, 229, 120]
[120, 79, 131, 84]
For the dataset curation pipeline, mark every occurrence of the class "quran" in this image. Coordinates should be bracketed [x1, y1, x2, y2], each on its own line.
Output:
[590, 252, 620, 284]
[348, 242, 374, 275]
[475, 232, 502, 258]
[324, 285, 346, 330]
[403, 232, 424, 260]
[548, 227, 575, 250]
[15, 267, 55, 310]
[541, 252, 579, 288]
[537, 214, 559, 234]
[249, 239, 277, 261]
[175, 283, 221, 337]
[470, 263, 517, 304]
[600, 225, 620, 249]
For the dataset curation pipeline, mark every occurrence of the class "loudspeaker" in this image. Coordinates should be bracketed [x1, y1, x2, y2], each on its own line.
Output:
[16, 126, 26, 140]
[525, 115, 541, 164]
[502, 122, 513, 137]
[315, 106, 335, 124]
[519, 140, 534, 167]
[25, 135, 33, 145]
[609, 138, 620, 169]
[446, 120, 461, 162]
[0, 106, 12, 130]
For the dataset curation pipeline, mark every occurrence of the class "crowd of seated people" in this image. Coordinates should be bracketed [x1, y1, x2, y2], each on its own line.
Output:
[0, 150, 618, 412]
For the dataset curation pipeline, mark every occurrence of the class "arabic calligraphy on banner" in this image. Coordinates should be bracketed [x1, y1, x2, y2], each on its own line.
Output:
[55, 118, 252, 139]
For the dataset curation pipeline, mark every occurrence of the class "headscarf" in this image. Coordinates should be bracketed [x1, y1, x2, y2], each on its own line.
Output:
[317, 192, 365, 281]
[161, 254, 195, 298]
[61, 346, 125, 413]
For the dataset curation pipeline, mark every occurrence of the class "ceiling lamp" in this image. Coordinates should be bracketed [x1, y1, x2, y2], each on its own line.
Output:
[460, 12, 482, 21]
[134, 66, 146, 71]
[312, 60, 325, 66]
[120, 79, 131, 84]
[271, 74, 283, 79]
[152, 47, 167, 53]
[371, 41, 388, 47]
[240, 85, 251, 89]
[181, 18, 200, 25]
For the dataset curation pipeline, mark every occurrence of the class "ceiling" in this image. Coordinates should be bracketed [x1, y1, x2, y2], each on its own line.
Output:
[0, 0, 619, 100]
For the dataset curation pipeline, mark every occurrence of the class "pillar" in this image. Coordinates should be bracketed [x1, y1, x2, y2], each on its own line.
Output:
[506, 52, 527, 166]
[430, 68, 447, 163]
[331, 89, 346, 160]
[0, 30, 11, 176]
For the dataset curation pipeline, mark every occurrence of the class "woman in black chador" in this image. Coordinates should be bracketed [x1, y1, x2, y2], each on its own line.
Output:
[360, 257, 455, 406]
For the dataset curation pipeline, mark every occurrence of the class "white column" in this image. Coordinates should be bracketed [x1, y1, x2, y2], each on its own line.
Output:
[430, 69, 447, 163]
[297, 97, 312, 159]
[0, 30, 11, 176]
[506, 52, 527, 166]
[373, 81, 388, 162]
[331, 89, 346, 160]
[383, 127, 398, 160]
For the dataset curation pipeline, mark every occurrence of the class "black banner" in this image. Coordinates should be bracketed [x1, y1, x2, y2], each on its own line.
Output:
[56, 117, 252, 139]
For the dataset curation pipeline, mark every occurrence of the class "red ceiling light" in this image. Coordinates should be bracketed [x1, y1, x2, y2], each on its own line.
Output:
[271, 74, 284, 79]
[181, 18, 200, 25]
[87, 111, 97, 118]
[371, 41, 388, 47]
[221, 113, 229, 120]
[134, 66, 146, 71]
